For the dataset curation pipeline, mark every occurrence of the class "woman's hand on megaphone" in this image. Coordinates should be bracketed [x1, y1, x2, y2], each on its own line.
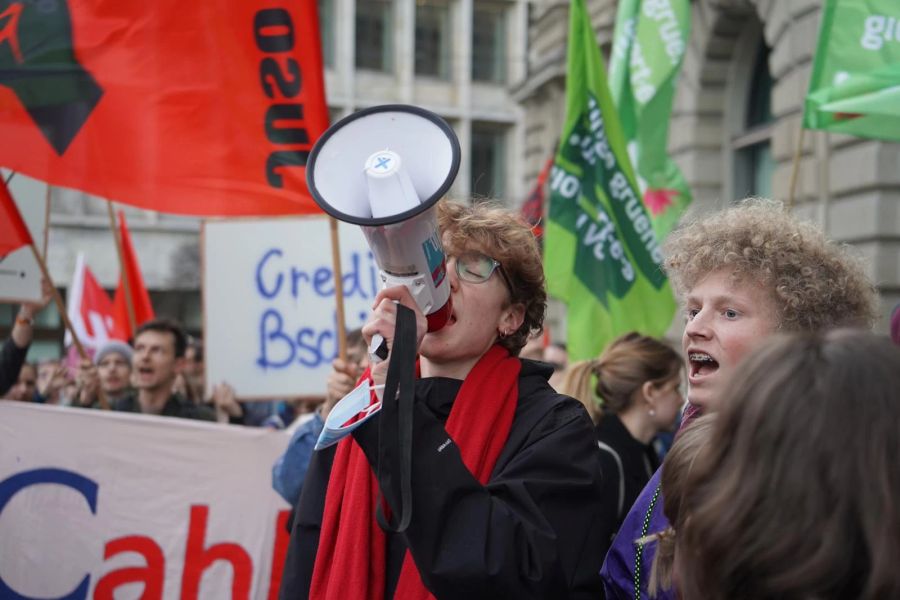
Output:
[362, 285, 428, 392]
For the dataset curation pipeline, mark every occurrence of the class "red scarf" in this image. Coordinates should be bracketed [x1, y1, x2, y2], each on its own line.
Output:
[310, 345, 521, 600]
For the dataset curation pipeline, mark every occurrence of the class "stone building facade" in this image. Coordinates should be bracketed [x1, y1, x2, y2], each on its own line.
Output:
[516, 0, 900, 333]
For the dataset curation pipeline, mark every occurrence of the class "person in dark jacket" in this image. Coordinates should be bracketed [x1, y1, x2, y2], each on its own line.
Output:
[111, 319, 214, 421]
[279, 200, 606, 599]
[1, 280, 52, 398]
[559, 332, 684, 546]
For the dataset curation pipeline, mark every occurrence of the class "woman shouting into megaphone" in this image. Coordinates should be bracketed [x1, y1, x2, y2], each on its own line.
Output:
[279, 200, 606, 600]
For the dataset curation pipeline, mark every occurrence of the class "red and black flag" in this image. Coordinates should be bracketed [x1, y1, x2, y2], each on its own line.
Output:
[0, 0, 329, 216]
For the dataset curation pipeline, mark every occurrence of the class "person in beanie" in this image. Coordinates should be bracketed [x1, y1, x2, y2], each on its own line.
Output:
[76, 340, 134, 407]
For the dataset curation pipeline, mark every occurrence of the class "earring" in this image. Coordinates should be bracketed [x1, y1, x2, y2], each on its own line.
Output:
[648, 409, 656, 417]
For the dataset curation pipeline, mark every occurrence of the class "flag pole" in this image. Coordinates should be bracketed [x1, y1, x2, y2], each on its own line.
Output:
[43, 184, 51, 260]
[787, 124, 806, 211]
[329, 217, 348, 362]
[27, 244, 109, 410]
[106, 203, 137, 334]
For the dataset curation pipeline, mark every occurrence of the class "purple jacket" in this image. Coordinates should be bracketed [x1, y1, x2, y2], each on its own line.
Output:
[600, 404, 701, 599]
[600, 468, 672, 600]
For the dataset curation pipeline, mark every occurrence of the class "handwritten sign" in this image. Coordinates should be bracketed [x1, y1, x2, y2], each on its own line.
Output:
[203, 217, 378, 399]
[0, 174, 48, 304]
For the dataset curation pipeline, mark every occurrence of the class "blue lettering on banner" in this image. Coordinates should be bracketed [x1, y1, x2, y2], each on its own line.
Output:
[256, 248, 285, 299]
[0, 468, 98, 600]
[253, 248, 379, 371]
[257, 309, 296, 369]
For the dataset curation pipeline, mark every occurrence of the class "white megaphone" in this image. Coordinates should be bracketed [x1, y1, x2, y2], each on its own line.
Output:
[307, 104, 460, 332]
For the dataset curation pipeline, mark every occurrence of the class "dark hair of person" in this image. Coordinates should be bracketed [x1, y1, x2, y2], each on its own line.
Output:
[187, 335, 204, 361]
[134, 318, 188, 358]
[676, 330, 900, 600]
[559, 332, 682, 423]
[346, 328, 365, 350]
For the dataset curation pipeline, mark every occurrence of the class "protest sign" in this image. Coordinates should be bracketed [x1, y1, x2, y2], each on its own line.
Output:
[0, 173, 48, 304]
[0, 401, 292, 599]
[203, 217, 377, 399]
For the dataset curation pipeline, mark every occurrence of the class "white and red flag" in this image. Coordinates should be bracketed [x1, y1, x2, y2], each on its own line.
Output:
[65, 253, 119, 353]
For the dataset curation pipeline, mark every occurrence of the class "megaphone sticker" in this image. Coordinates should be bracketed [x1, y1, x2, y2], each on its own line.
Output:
[423, 235, 446, 288]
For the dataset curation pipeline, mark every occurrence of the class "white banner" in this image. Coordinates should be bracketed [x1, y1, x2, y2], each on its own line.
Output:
[203, 216, 378, 399]
[0, 402, 293, 600]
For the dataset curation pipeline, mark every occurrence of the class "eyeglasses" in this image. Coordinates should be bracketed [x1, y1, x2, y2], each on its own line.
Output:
[452, 252, 513, 293]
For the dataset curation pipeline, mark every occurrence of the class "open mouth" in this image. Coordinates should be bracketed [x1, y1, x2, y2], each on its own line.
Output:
[689, 352, 719, 378]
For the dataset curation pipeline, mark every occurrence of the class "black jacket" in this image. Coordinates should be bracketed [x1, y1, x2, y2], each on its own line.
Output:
[594, 413, 660, 544]
[0, 338, 28, 397]
[279, 359, 606, 599]
[111, 391, 215, 421]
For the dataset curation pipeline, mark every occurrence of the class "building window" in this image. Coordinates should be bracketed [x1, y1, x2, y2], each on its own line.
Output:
[471, 125, 507, 200]
[732, 41, 775, 198]
[318, 0, 335, 68]
[472, 3, 507, 83]
[415, 0, 452, 79]
[150, 291, 203, 338]
[356, 0, 394, 72]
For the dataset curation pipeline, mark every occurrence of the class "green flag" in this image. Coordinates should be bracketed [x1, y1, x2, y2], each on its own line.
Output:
[608, 0, 692, 240]
[804, 0, 900, 141]
[545, 0, 676, 362]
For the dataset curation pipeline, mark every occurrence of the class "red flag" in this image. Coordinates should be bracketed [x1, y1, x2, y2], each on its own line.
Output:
[66, 253, 119, 350]
[521, 156, 554, 240]
[0, 177, 33, 256]
[112, 212, 155, 340]
[0, 1, 329, 216]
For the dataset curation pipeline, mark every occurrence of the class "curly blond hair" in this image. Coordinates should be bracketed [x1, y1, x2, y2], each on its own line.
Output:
[663, 198, 877, 331]
[438, 199, 546, 355]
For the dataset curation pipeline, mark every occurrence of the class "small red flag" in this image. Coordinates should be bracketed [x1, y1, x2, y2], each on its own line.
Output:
[521, 156, 554, 241]
[111, 212, 155, 340]
[0, 178, 33, 256]
[0, 0, 329, 216]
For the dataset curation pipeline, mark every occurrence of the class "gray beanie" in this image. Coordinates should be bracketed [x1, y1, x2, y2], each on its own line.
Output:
[94, 340, 133, 366]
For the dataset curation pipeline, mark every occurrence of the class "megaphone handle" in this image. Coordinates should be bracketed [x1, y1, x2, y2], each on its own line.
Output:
[369, 334, 390, 364]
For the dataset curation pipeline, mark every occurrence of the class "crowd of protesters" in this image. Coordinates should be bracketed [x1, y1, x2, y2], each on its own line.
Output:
[0, 309, 311, 427]
[3, 197, 900, 599]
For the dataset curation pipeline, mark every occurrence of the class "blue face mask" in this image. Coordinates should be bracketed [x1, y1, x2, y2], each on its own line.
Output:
[314, 379, 384, 450]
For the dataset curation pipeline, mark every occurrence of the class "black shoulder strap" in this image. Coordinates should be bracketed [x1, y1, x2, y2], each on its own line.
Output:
[375, 303, 416, 533]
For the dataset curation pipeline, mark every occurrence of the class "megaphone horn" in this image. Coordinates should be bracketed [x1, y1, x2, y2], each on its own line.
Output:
[307, 105, 461, 331]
